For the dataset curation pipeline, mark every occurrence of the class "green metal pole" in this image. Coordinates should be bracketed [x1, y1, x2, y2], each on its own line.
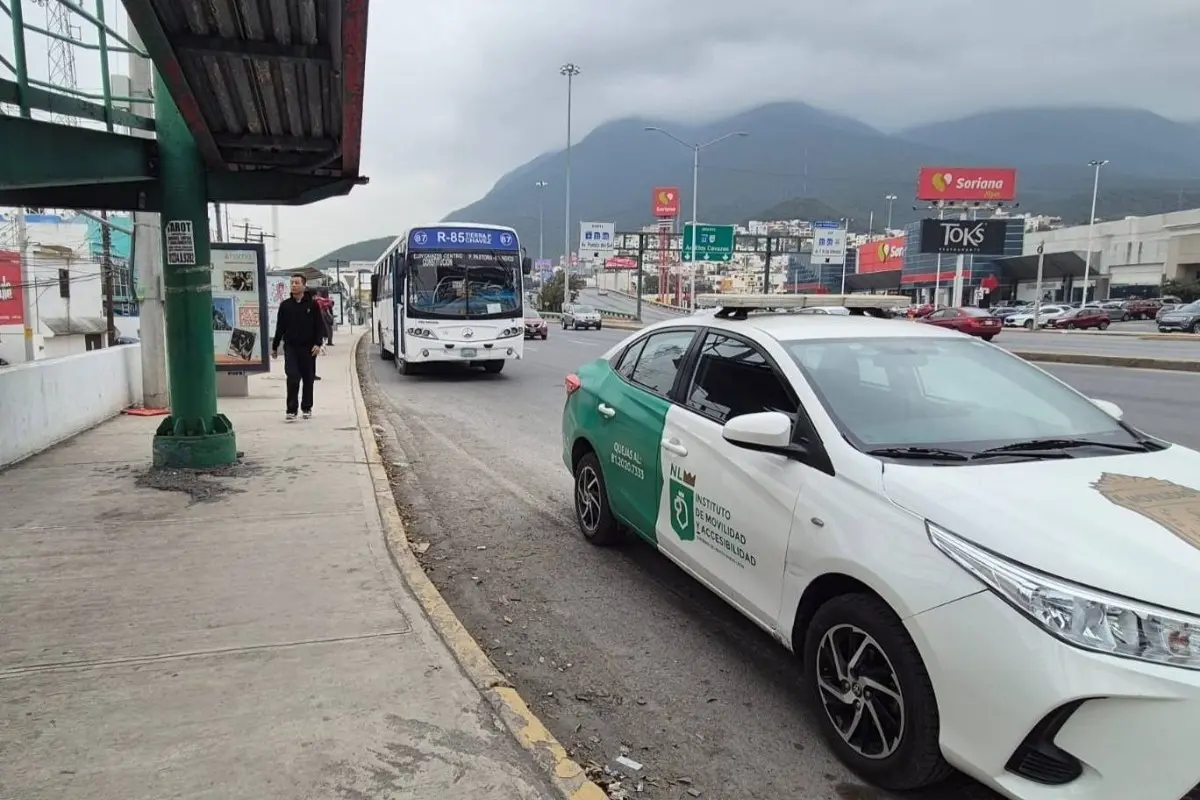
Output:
[151, 68, 237, 468]
[94, 0, 113, 131]
[8, 0, 30, 117]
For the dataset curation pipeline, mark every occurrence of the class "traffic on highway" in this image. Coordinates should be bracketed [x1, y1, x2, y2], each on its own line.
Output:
[361, 291, 1200, 800]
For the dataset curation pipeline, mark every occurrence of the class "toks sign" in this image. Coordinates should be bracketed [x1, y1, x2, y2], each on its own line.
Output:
[916, 167, 1017, 202]
[919, 219, 1008, 255]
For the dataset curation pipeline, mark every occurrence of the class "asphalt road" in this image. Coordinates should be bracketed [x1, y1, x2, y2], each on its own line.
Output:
[576, 288, 687, 324]
[361, 331, 1200, 800]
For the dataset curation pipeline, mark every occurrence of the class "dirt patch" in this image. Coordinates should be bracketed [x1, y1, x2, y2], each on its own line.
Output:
[134, 458, 264, 503]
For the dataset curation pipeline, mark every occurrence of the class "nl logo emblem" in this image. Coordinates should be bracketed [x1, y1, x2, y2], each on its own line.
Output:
[669, 464, 696, 541]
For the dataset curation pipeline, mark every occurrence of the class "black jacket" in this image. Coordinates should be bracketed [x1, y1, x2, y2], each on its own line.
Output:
[272, 292, 326, 350]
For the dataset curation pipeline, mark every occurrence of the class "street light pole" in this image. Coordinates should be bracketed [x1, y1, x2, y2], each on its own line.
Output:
[535, 180, 548, 263]
[560, 63, 580, 277]
[644, 126, 748, 311]
[885, 194, 897, 231]
[1082, 159, 1108, 305]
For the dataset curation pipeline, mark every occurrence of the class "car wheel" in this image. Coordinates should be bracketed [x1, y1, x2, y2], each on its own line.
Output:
[1065, 322, 1076, 329]
[1191, 321, 1200, 334]
[541, 333, 548, 340]
[804, 594, 953, 791]
[1023, 320, 1034, 330]
[981, 334, 995, 341]
[1099, 320, 1109, 330]
[597, 323, 603, 330]
[573, 451, 623, 545]
[1120, 314, 1129, 322]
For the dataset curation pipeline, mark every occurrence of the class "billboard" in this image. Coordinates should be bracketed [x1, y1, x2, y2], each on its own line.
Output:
[653, 186, 680, 218]
[811, 221, 847, 265]
[211, 243, 270, 373]
[604, 256, 638, 270]
[919, 219, 1008, 255]
[856, 236, 906, 274]
[0, 250, 23, 325]
[916, 167, 1017, 202]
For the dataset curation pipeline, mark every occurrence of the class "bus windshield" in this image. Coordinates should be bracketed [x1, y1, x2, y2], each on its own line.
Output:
[406, 250, 522, 319]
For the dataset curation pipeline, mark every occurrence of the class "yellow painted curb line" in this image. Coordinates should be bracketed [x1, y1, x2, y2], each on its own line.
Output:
[348, 333, 608, 800]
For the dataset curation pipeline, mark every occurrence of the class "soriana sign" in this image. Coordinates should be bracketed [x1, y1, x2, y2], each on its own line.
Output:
[0, 249, 23, 325]
[856, 236, 905, 274]
[916, 167, 1017, 202]
[653, 186, 680, 217]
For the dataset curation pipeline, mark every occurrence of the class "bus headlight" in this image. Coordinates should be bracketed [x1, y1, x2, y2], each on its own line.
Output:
[498, 326, 522, 338]
[406, 326, 438, 339]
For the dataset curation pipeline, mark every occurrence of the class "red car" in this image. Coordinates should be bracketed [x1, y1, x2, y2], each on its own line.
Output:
[1049, 307, 1110, 330]
[524, 309, 548, 340]
[921, 307, 1002, 341]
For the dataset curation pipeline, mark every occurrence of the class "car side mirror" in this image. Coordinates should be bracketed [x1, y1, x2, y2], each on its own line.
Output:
[722, 411, 794, 452]
[522, 256, 533, 275]
[370, 274, 379, 304]
[1090, 398, 1123, 421]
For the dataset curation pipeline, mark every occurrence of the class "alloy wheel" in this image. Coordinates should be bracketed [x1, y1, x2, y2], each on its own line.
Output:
[575, 464, 602, 534]
[815, 623, 906, 760]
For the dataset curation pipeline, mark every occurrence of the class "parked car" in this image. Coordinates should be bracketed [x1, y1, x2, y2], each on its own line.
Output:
[524, 308, 548, 340]
[1125, 299, 1161, 320]
[797, 306, 851, 315]
[1157, 301, 1200, 333]
[1049, 307, 1110, 330]
[1156, 303, 1181, 321]
[1005, 305, 1068, 329]
[921, 307, 1002, 341]
[1089, 301, 1130, 322]
[562, 304, 603, 330]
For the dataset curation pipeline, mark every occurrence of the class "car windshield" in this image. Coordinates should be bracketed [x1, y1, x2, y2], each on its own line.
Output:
[526, 309, 542, 319]
[784, 336, 1142, 452]
[574, 306, 596, 314]
[406, 250, 521, 319]
[1178, 302, 1200, 312]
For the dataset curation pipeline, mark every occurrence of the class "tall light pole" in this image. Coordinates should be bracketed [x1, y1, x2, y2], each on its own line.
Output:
[884, 194, 897, 231]
[644, 126, 749, 310]
[535, 180, 549, 263]
[560, 63, 581, 276]
[1082, 159, 1108, 305]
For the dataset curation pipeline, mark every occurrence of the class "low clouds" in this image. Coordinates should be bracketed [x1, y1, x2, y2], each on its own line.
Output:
[251, 0, 1199, 265]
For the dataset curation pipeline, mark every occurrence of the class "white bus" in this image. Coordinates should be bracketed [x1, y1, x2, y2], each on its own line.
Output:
[370, 223, 533, 375]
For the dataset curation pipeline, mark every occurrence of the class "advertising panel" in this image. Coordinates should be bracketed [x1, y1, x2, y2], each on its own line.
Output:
[211, 243, 269, 373]
[811, 221, 847, 265]
[604, 256, 638, 270]
[919, 219, 1008, 255]
[856, 236, 906, 274]
[0, 250, 24, 325]
[916, 167, 1017, 202]
[653, 186, 680, 218]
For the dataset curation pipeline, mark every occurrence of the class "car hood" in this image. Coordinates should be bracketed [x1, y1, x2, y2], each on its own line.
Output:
[881, 447, 1200, 614]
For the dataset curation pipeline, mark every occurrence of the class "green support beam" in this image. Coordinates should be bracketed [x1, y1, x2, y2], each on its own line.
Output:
[151, 67, 237, 469]
[0, 114, 155, 189]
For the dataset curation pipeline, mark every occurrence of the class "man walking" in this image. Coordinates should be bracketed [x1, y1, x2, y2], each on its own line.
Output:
[272, 274, 326, 421]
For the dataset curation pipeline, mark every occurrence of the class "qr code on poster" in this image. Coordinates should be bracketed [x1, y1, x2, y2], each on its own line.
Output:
[238, 306, 260, 328]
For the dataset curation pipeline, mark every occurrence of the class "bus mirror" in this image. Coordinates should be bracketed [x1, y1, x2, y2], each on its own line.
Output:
[369, 274, 379, 304]
[522, 256, 533, 276]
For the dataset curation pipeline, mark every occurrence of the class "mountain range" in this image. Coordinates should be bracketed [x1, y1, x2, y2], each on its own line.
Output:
[309, 104, 1200, 267]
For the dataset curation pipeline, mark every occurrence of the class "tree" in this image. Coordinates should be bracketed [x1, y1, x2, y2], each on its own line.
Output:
[538, 271, 585, 312]
[1163, 279, 1200, 303]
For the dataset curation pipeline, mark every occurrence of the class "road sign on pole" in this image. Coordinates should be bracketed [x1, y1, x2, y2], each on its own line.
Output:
[681, 223, 735, 262]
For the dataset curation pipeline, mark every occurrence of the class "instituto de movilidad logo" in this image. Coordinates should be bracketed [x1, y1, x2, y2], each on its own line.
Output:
[669, 466, 696, 541]
[1092, 473, 1200, 550]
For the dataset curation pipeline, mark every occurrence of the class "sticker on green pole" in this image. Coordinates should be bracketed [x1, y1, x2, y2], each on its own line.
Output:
[681, 223, 735, 262]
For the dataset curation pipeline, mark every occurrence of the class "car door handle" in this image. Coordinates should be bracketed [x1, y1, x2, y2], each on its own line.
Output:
[597, 403, 616, 418]
[661, 438, 688, 457]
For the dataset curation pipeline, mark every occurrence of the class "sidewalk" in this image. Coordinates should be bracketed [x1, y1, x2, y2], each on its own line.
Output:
[0, 335, 558, 800]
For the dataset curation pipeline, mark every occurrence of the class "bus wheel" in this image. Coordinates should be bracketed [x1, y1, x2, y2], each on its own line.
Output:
[398, 359, 416, 375]
[482, 360, 505, 374]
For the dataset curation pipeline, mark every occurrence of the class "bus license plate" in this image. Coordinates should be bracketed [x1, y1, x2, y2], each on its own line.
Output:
[460, 348, 477, 358]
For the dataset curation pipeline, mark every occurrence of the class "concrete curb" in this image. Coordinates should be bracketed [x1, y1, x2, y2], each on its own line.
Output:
[348, 333, 607, 800]
[1013, 350, 1200, 372]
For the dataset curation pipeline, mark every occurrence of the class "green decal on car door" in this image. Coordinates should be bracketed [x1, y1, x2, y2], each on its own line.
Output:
[571, 359, 671, 543]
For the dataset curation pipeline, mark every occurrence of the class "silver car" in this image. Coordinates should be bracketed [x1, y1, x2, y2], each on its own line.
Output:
[562, 304, 603, 330]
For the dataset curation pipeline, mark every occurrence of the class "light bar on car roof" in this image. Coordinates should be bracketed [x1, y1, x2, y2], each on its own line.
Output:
[695, 293, 911, 310]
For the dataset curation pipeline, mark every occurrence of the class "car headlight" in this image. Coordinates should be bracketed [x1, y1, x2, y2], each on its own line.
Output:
[406, 326, 438, 339]
[927, 521, 1200, 670]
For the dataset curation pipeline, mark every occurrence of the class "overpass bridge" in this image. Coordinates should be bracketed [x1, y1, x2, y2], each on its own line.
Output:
[0, 0, 370, 467]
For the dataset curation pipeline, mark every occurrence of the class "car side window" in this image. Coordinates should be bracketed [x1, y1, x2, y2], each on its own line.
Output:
[614, 337, 648, 379]
[684, 332, 798, 424]
[626, 330, 696, 395]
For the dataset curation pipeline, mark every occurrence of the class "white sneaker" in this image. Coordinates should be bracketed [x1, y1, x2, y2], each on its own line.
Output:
[286, 413, 297, 422]
[302, 411, 312, 420]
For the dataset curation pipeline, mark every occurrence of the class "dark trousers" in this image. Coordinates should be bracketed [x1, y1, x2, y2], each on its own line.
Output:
[284, 343, 316, 414]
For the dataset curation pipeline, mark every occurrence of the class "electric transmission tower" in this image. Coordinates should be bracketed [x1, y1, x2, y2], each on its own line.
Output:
[35, 0, 81, 126]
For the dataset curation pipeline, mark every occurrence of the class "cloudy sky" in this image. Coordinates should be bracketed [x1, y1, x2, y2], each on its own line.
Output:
[7, 0, 1199, 266]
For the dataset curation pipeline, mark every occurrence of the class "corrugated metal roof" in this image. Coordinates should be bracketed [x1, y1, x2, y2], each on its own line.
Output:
[124, 0, 367, 181]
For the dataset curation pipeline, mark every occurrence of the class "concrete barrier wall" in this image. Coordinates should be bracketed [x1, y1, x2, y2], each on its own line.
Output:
[0, 345, 144, 467]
